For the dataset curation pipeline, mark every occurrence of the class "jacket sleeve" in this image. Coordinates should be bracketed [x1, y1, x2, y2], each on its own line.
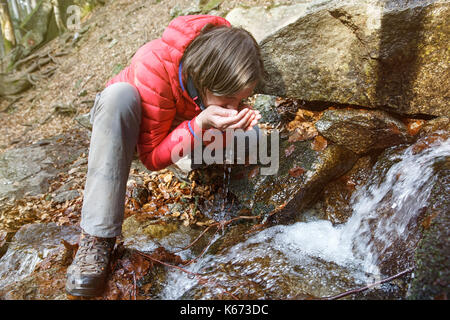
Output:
[138, 116, 204, 171]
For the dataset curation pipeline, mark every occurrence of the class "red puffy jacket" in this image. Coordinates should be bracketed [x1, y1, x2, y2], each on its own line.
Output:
[105, 15, 231, 171]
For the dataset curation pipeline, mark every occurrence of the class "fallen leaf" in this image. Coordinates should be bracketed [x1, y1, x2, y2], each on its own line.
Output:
[289, 166, 305, 178]
[247, 167, 260, 179]
[288, 124, 318, 142]
[285, 144, 295, 157]
[163, 173, 173, 184]
[405, 119, 425, 136]
[422, 211, 438, 229]
[311, 135, 328, 151]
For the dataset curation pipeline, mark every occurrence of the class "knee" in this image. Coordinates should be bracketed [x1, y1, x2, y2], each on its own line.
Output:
[100, 82, 141, 119]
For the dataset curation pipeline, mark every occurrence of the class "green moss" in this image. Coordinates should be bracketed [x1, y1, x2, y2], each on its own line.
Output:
[111, 63, 124, 76]
[200, 0, 224, 13]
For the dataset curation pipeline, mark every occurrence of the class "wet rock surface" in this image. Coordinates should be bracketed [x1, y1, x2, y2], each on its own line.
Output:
[315, 108, 412, 155]
[0, 223, 80, 299]
[352, 131, 449, 278]
[408, 135, 450, 299]
[0, 131, 89, 201]
[321, 155, 375, 224]
[229, 134, 358, 224]
[227, 0, 450, 117]
[0, 0, 448, 300]
[418, 116, 450, 138]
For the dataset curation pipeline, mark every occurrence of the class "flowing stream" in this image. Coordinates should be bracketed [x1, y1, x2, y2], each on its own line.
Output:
[154, 135, 449, 299]
[0, 135, 447, 299]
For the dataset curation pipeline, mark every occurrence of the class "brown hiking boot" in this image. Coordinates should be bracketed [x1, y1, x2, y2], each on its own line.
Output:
[65, 231, 116, 297]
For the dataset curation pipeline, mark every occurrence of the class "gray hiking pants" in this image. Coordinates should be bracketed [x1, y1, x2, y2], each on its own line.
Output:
[80, 82, 142, 238]
[81, 82, 260, 238]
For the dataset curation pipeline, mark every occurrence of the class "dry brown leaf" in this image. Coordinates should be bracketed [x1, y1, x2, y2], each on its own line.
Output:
[405, 119, 425, 136]
[288, 125, 318, 142]
[289, 166, 305, 178]
[422, 212, 438, 229]
[247, 167, 260, 179]
[285, 144, 295, 157]
[311, 135, 328, 151]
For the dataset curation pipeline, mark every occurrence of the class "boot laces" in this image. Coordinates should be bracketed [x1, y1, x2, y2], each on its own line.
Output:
[75, 234, 114, 273]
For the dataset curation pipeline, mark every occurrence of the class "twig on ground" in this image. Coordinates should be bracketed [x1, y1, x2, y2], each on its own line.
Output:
[175, 215, 260, 255]
[132, 216, 261, 300]
[0, 97, 21, 113]
[183, 226, 220, 266]
[322, 267, 415, 300]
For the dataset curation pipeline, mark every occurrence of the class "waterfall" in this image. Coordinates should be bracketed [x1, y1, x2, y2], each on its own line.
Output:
[343, 134, 450, 275]
[270, 133, 450, 281]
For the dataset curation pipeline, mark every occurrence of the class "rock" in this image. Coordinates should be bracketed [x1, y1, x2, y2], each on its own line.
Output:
[0, 71, 33, 96]
[252, 94, 281, 126]
[178, 221, 367, 300]
[229, 133, 358, 224]
[75, 112, 93, 130]
[122, 215, 214, 258]
[0, 132, 89, 200]
[53, 180, 78, 193]
[226, 4, 307, 42]
[52, 189, 80, 203]
[419, 116, 450, 138]
[322, 155, 375, 224]
[227, 1, 450, 117]
[123, 215, 179, 240]
[315, 108, 411, 154]
[0, 223, 79, 297]
[408, 135, 449, 299]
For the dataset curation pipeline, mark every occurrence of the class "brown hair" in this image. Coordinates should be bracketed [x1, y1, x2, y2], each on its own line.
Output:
[181, 24, 265, 98]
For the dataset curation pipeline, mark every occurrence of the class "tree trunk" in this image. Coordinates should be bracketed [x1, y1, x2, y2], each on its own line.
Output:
[0, 0, 16, 54]
[24, 0, 32, 14]
[51, 0, 66, 35]
[9, 0, 19, 21]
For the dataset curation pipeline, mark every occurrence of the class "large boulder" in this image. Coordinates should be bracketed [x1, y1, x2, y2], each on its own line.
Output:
[315, 108, 412, 154]
[226, 0, 450, 117]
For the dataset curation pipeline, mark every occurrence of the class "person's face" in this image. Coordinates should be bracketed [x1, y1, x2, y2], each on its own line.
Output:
[203, 83, 256, 111]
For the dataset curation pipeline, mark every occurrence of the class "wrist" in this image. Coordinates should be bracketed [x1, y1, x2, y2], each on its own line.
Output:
[195, 112, 210, 130]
